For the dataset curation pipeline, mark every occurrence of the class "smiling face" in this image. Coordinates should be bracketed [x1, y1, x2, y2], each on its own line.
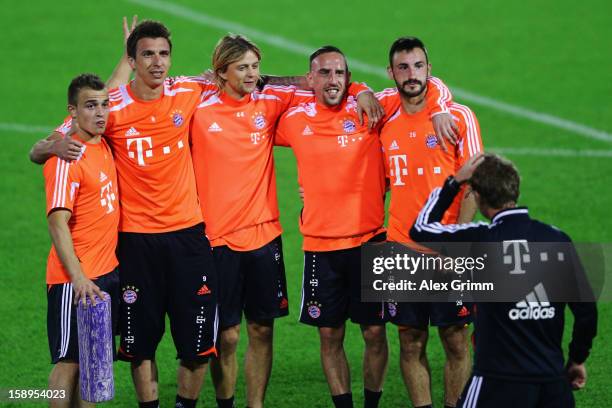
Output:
[307, 51, 350, 107]
[388, 47, 431, 98]
[218, 49, 260, 99]
[129, 37, 171, 89]
[68, 88, 109, 137]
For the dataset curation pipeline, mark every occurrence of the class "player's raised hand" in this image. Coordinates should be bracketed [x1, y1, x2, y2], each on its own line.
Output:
[52, 122, 83, 162]
[432, 112, 458, 153]
[123, 15, 138, 44]
[72, 275, 105, 307]
[356, 91, 385, 131]
[455, 152, 485, 183]
[566, 361, 588, 390]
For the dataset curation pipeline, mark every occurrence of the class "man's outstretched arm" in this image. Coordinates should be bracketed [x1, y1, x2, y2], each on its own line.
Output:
[29, 128, 83, 164]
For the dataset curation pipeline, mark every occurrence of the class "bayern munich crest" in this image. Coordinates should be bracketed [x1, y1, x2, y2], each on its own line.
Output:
[308, 305, 321, 319]
[253, 113, 266, 130]
[307, 301, 322, 319]
[425, 134, 438, 148]
[342, 119, 356, 133]
[122, 286, 139, 304]
[172, 112, 184, 127]
[387, 302, 397, 317]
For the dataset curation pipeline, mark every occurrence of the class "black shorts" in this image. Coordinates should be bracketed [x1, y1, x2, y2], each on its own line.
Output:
[47, 268, 119, 364]
[300, 236, 387, 327]
[458, 375, 574, 408]
[387, 301, 473, 328]
[117, 224, 218, 363]
[212, 235, 288, 329]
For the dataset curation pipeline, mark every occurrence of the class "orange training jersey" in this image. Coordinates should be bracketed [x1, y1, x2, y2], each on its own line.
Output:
[275, 94, 387, 252]
[56, 76, 218, 233]
[380, 102, 483, 243]
[190, 84, 318, 251]
[44, 136, 120, 284]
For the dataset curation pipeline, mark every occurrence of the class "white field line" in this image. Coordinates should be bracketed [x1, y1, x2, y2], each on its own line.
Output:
[127, 0, 612, 143]
[490, 147, 612, 158]
[3, 122, 611, 158]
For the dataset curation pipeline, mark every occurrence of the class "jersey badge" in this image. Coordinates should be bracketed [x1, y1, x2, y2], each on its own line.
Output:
[425, 134, 438, 148]
[171, 110, 185, 127]
[389, 140, 400, 151]
[252, 112, 266, 130]
[122, 285, 139, 304]
[342, 119, 357, 133]
[387, 302, 397, 317]
[306, 301, 322, 319]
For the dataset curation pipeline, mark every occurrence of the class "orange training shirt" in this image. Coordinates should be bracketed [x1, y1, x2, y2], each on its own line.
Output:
[44, 136, 119, 284]
[275, 94, 388, 252]
[190, 83, 370, 251]
[380, 102, 483, 244]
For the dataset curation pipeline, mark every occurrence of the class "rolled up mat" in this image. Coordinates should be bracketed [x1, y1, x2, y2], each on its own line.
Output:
[76, 291, 114, 402]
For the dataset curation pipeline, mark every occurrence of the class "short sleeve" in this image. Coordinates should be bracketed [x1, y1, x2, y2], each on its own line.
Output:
[43, 157, 80, 215]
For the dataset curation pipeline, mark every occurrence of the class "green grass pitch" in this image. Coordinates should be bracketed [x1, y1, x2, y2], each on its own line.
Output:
[0, 0, 610, 406]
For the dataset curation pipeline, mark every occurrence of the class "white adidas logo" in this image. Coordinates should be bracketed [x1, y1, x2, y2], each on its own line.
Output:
[208, 122, 222, 132]
[100, 171, 108, 183]
[508, 282, 555, 320]
[125, 127, 140, 137]
[389, 140, 399, 150]
[302, 126, 313, 136]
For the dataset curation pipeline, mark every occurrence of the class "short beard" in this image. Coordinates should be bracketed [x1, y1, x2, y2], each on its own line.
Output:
[396, 79, 426, 99]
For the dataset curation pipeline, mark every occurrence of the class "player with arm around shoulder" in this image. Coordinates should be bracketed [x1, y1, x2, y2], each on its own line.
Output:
[33, 21, 220, 408]
[380, 37, 483, 408]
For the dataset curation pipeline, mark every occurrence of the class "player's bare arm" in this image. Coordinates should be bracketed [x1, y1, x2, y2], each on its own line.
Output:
[262, 74, 310, 90]
[457, 188, 478, 223]
[47, 210, 105, 306]
[356, 90, 385, 131]
[454, 153, 484, 183]
[29, 128, 83, 164]
[432, 112, 459, 153]
[107, 15, 139, 89]
[455, 153, 484, 222]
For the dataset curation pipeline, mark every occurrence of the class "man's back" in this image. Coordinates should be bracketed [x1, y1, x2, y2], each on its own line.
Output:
[471, 209, 575, 380]
[412, 181, 598, 382]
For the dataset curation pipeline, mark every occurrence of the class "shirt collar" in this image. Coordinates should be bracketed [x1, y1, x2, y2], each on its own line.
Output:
[491, 207, 529, 224]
